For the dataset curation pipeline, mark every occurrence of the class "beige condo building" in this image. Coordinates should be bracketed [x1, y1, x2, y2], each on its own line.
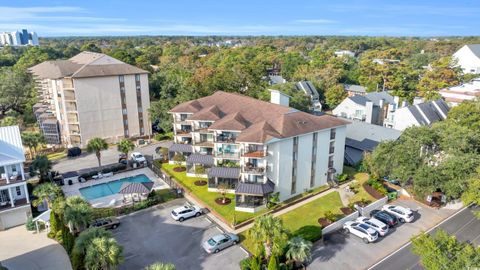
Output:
[30, 51, 151, 147]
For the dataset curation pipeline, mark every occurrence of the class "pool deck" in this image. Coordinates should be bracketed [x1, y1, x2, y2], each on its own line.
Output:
[62, 168, 170, 208]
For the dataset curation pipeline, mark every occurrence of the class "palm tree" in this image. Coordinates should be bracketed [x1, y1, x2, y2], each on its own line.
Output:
[144, 262, 176, 270]
[32, 182, 62, 209]
[87, 137, 108, 168]
[21, 132, 45, 158]
[64, 196, 93, 234]
[72, 228, 112, 270]
[117, 139, 135, 166]
[30, 155, 52, 182]
[84, 236, 123, 270]
[248, 214, 288, 259]
[286, 237, 313, 268]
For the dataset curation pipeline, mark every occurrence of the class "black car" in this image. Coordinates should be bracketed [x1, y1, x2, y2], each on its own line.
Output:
[370, 210, 398, 227]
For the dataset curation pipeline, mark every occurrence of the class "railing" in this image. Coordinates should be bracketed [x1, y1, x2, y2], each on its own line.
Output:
[235, 197, 267, 208]
[216, 136, 237, 143]
[242, 150, 266, 158]
[63, 93, 76, 100]
[65, 104, 77, 111]
[176, 130, 192, 135]
[242, 166, 265, 174]
[215, 152, 240, 159]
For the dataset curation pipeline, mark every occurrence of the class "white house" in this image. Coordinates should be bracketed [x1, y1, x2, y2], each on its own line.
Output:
[168, 91, 348, 212]
[334, 50, 355, 58]
[453, 44, 480, 74]
[332, 92, 395, 125]
[439, 78, 480, 106]
[295, 81, 322, 112]
[384, 99, 449, 131]
[0, 126, 31, 230]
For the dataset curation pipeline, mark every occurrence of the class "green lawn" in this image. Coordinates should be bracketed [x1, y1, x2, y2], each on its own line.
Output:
[47, 151, 67, 161]
[347, 172, 375, 204]
[240, 191, 344, 253]
[161, 163, 263, 224]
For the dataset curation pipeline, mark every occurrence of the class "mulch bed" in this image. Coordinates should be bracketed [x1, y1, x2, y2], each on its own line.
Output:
[173, 167, 186, 172]
[362, 183, 387, 199]
[215, 197, 232, 205]
[340, 207, 354, 215]
[318, 217, 333, 227]
[194, 180, 207, 186]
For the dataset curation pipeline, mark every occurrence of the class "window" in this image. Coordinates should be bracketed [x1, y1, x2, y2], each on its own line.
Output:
[135, 74, 140, 82]
[124, 129, 129, 136]
[16, 186, 21, 196]
[330, 128, 336, 140]
[140, 127, 144, 133]
[329, 141, 335, 154]
[119, 75, 125, 83]
[136, 85, 141, 91]
[138, 107, 142, 112]
[120, 86, 125, 92]
[122, 109, 127, 115]
[124, 120, 128, 126]
[311, 132, 318, 188]
[328, 155, 334, 168]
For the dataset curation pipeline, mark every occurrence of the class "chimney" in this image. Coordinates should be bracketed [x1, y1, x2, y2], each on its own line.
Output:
[378, 99, 385, 109]
[365, 101, 374, 124]
[393, 96, 400, 106]
[269, 89, 290, 107]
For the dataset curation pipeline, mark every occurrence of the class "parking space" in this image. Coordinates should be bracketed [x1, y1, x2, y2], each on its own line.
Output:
[113, 199, 247, 270]
[308, 199, 457, 270]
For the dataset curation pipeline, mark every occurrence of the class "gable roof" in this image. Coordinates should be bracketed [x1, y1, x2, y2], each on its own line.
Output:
[344, 84, 366, 94]
[365, 91, 395, 106]
[188, 105, 223, 121]
[170, 91, 348, 143]
[29, 51, 148, 79]
[0, 126, 25, 165]
[344, 120, 401, 152]
[465, 44, 480, 59]
[405, 99, 449, 125]
[296, 81, 319, 99]
[349, 95, 369, 106]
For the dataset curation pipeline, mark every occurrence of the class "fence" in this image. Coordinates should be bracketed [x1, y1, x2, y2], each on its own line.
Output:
[322, 196, 388, 235]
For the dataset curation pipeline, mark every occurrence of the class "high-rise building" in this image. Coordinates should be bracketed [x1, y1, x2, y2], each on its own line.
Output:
[29, 51, 151, 147]
[0, 29, 39, 46]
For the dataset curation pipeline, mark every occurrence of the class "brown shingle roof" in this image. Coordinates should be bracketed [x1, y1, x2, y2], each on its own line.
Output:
[188, 105, 223, 121]
[169, 91, 348, 143]
[29, 51, 148, 79]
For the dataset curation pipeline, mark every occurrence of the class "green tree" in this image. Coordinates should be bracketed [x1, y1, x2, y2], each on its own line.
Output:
[461, 168, 480, 218]
[0, 116, 17, 127]
[72, 228, 112, 270]
[285, 236, 313, 268]
[21, 132, 45, 157]
[84, 236, 123, 270]
[172, 153, 185, 168]
[80, 43, 102, 53]
[411, 229, 480, 270]
[267, 255, 279, 270]
[32, 182, 62, 209]
[29, 155, 52, 181]
[324, 84, 347, 109]
[144, 262, 176, 270]
[418, 57, 462, 100]
[248, 214, 288, 259]
[87, 138, 109, 168]
[64, 196, 92, 234]
[446, 100, 480, 133]
[117, 139, 135, 164]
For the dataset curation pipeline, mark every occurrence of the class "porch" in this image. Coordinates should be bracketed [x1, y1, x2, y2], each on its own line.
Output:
[207, 167, 240, 192]
[186, 154, 214, 177]
[234, 180, 275, 213]
[0, 163, 25, 185]
[0, 183, 30, 210]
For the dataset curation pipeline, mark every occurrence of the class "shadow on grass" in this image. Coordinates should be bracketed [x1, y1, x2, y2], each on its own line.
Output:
[292, 225, 323, 242]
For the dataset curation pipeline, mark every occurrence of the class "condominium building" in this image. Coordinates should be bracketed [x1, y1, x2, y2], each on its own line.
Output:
[0, 29, 39, 46]
[0, 126, 31, 230]
[29, 51, 151, 147]
[168, 91, 348, 212]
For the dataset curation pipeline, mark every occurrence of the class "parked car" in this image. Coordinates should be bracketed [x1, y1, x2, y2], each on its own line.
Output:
[356, 216, 389, 237]
[202, 233, 239, 253]
[343, 221, 378, 243]
[370, 210, 399, 227]
[171, 204, 203, 221]
[383, 176, 400, 186]
[130, 152, 146, 163]
[90, 217, 120, 230]
[118, 153, 128, 164]
[382, 204, 414, 223]
[67, 147, 82, 157]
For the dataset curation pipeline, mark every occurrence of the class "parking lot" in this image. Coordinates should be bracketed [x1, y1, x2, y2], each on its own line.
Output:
[308, 199, 457, 270]
[112, 198, 247, 270]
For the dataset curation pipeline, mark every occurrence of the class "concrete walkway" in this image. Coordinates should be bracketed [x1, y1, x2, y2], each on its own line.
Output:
[0, 226, 72, 270]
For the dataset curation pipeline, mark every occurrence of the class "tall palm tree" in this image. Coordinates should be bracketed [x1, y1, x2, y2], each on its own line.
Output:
[30, 155, 52, 182]
[248, 214, 288, 259]
[144, 262, 176, 270]
[72, 228, 112, 270]
[87, 137, 108, 168]
[286, 237, 313, 268]
[117, 139, 135, 166]
[32, 182, 62, 209]
[84, 236, 123, 270]
[21, 132, 45, 158]
[64, 196, 93, 234]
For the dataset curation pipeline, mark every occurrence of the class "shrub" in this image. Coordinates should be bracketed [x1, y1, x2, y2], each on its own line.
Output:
[268, 255, 279, 270]
[67, 147, 82, 157]
[88, 171, 98, 178]
[349, 181, 360, 194]
[25, 217, 35, 231]
[324, 211, 337, 222]
[240, 257, 252, 270]
[154, 132, 174, 141]
[337, 173, 349, 183]
[80, 173, 89, 180]
[101, 168, 111, 174]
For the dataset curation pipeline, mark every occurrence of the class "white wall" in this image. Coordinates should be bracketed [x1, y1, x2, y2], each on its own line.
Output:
[332, 99, 365, 119]
[453, 46, 480, 74]
[392, 107, 419, 131]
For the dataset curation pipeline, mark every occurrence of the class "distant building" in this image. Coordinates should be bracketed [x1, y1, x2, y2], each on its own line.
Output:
[332, 92, 395, 125]
[295, 81, 322, 112]
[439, 78, 480, 106]
[29, 51, 151, 148]
[372, 59, 400, 65]
[343, 120, 402, 166]
[384, 99, 449, 131]
[344, 84, 367, 97]
[453, 44, 480, 74]
[0, 29, 39, 46]
[334, 50, 355, 58]
[268, 75, 286, 85]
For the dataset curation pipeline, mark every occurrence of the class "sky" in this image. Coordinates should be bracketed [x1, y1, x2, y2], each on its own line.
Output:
[1, 0, 479, 37]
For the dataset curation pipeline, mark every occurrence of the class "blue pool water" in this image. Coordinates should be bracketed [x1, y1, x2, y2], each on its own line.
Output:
[79, 174, 152, 200]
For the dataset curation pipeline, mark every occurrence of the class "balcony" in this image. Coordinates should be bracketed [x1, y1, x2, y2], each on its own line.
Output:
[216, 136, 237, 143]
[242, 166, 266, 174]
[63, 93, 76, 100]
[176, 129, 192, 136]
[215, 152, 240, 159]
[0, 198, 28, 212]
[242, 150, 266, 158]
[65, 103, 77, 112]
[195, 140, 214, 147]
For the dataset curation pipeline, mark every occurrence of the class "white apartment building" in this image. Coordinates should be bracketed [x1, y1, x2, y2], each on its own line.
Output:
[168, 91, 348, 212]
[0, 126, 31, 230]
[0, 29, 39, 46]
[453, 44, 480, 74]
[30, 51, 151, 147]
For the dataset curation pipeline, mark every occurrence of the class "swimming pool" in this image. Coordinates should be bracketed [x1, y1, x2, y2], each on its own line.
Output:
[79, 174, 152, 200]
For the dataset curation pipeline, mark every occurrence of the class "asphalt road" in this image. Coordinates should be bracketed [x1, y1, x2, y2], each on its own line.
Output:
[369, 205, 480, 270]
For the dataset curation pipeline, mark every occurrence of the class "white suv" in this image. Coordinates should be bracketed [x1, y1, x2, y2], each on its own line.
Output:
[343, 221, 379, 243]
[171, 204, 203, 222]
[382, 204, 414, 223]
[130, 152, 146, 163]
[356, 216, 389, 237]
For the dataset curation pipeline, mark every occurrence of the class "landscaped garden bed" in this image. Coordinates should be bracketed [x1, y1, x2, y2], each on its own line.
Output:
[194, 180, 207, 186]
[215, 197, 232, 205]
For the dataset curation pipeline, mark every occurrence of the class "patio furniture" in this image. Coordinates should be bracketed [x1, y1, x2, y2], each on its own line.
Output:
[1, 173, 6, 180]
[0, 201, 7, 207]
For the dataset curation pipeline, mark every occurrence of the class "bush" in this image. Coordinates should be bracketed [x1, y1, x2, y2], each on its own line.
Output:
[88, 171, 98, 178]
[324, 210, 337, 222]
[67, 147, 82, 157]
[337, 173, 349, 183]
[240, 257, 252, 270]
[101, 168, 111, 174]
[349, 181, 360, 194]
[25, 217, 35, 231]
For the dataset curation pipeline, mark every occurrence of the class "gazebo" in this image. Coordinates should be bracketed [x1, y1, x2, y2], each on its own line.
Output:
[118, 182, 154, 204]
[33, 209, 51, 233]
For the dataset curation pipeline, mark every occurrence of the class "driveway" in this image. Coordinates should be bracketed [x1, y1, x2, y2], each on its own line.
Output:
[52, 141, 173, 173]
[113, 199, 247, 270]
[0, 226, 72, 270]
[308, 199, 457, 270]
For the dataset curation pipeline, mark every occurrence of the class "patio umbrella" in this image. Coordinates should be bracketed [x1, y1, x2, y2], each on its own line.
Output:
[118, 182, 154, 204]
